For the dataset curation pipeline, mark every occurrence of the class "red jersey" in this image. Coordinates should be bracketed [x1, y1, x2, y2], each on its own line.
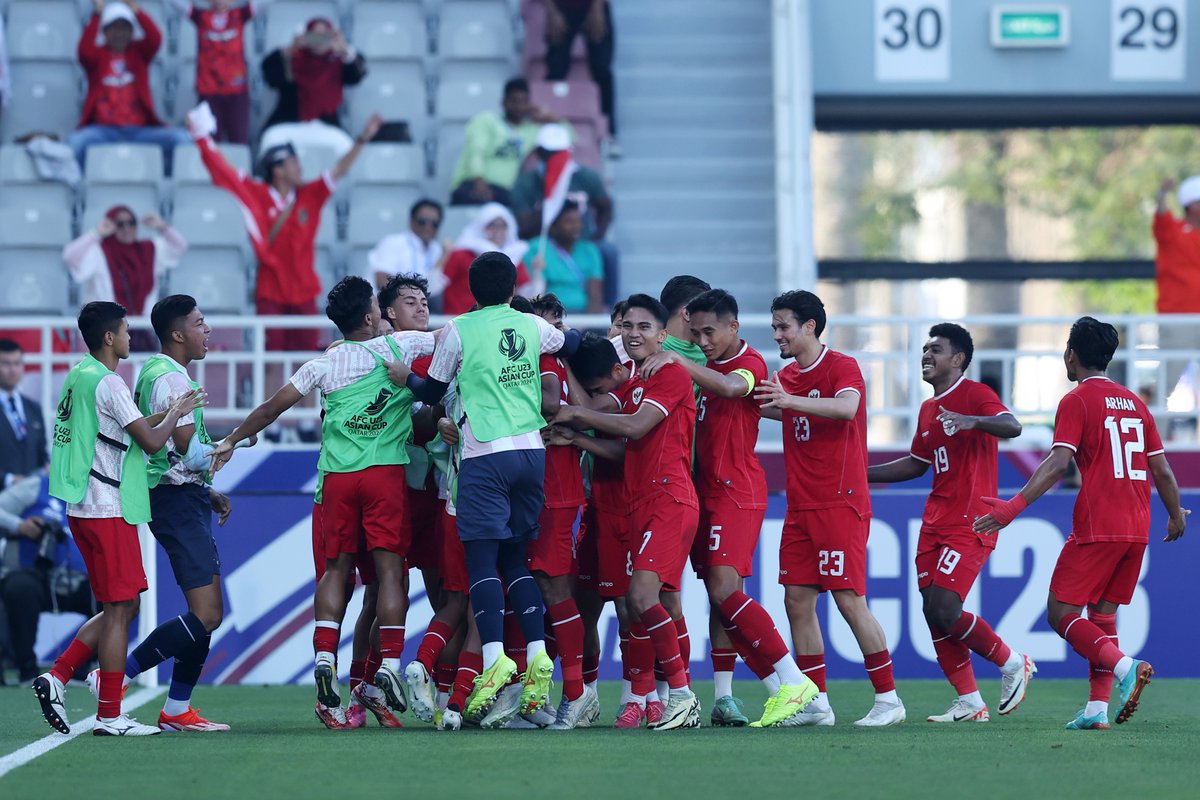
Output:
[1052, 376, 1164, 544]
[612, 360, 698, 510]
[588, 360, 635, 513]
[910, 376, 1010, 530]
[695, 342, 768, 508]
[191, 4, 254, 96]
[197, 137, 330, 305]
[540, 354, 584, 508]
[78, 9, 162, 127]
[779, 347, 870, 515]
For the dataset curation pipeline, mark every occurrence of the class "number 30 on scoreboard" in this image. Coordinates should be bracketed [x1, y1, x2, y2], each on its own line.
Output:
[874, 0, 950, 82]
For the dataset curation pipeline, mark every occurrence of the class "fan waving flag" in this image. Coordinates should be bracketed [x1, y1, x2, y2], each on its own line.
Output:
[541, 147, 578, 239]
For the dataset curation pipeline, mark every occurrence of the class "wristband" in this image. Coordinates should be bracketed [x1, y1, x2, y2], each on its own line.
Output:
[982, 493, 1028, 526]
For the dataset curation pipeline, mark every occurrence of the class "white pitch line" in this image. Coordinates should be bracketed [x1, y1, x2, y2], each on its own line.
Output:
[0, 686, 165, 780]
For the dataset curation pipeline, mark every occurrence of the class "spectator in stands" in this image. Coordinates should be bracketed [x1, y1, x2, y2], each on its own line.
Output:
[366, 199, 450, 292]
[1154, 176, 1200, 397]
[544, 0, 617, 147]
[449, 77, 565, 207]
[512, 124, 617, 301]
[70, 1, 190, 170]
[171, 0, 256, 145]
[0, 340, 47, 491]
[523, 201, 604, 314]
[0, 475, 96, 685]
[441, 202, 534, 315]
[187, 105, 383, 350]
[62, 206, 187, 352]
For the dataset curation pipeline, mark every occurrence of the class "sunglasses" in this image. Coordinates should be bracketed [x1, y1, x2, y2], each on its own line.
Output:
[414, 217, 441, 229]
[114, 218, 137, 229]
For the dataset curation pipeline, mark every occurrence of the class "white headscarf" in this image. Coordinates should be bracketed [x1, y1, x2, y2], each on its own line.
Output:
[454, 202, 528, 265]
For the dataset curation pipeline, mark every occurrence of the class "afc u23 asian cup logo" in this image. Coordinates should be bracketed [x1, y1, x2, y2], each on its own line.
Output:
[498, 328, 528, 362]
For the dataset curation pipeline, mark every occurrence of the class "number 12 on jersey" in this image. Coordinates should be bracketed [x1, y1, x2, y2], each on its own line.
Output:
[1105, 415, 1146, 480]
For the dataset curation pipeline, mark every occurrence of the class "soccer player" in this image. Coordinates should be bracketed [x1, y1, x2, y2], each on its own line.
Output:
[210, 277, 433, 728]
[117, 295, 236, 732]
[554, 294, 702, 731]
[755, 290, 906, 727]
[35, 301, 201, 737]
[399, 252, 580, 727]
[868, 323, 1033, 723]
[974, 316, 1189, 729]
[639, 289, 820, 727]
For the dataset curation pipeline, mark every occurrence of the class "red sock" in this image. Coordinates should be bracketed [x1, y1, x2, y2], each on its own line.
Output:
[313, 622, 339, 655]
[724, 622, 774, 680]
[543, 614, 559, 663]
[380, 626, 405, 660]
[640, 604, 687, 689]
[949, 612, 1012, 667]
[449, 651, 482, 711]
[864, 649, 896, 693]
[1086, 611, 1118, 700]
[98, 670, 123, 719]
[503, 612, 527, 674]
[673, 616, 691, 682]
[582, 650, 600, 685]
[50, 638, 94, 685]
[349, 659, 366, 693]
[1058, 613, 1123, 671]
[930, 626, 977, 694]
[795, 653, 827, 692]
[417, 620, 454, 672]
[718, 591, 789, 666]
[548, 599, 585, 701]
[711, 648, 737, 674]
[625, 623, 657, 696]
[364, 649, 382, 687]
[653, 661, 666, 684]
[618, 630, 632, 682]
[435, 663, 457, 694]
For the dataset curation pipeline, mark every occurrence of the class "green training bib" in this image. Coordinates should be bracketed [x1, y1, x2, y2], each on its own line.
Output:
[454, 305, 544, 442]
[134, 354, 213, 487]
[318, 338, 414, 474]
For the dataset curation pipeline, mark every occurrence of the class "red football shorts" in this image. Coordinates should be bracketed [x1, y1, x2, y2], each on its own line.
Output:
[778, 506, 870, 595]
[438, 508, 469, 593]
[585, 504, 633, 599]
[914, 526, 997, 600]
[692, 495, 765, 579]
[257, 298, 322, 352]
[527, 505, 580, 577]
[629, 499, 700, 593]
[320, 465, 410, 563]
[575, 504, 600, 592]
[69, 516, 147, 603]
[311, 502, 376, 586]
[406, 484, 443, 571]
[1050, 536, 1146, 607]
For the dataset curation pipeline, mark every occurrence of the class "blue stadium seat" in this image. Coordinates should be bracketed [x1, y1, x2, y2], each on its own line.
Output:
[0, 145, 43, 183]
[345, 61, 428, 139]
[0, 62, 83, 142]
[315, 244, 344, 294]
[437, 0, 514, 60]
[353, 0, 427, 61]
[439, 204, 480, 242]
[0, 248, 71, 313]
[166, 246, 249, 313]
[347, 196, 413, 247]
[347, 143, 424, 186]
[6, 1, 83, 60]
[81, 184, 161, 232]
[316, 200, 340, 247]
[0, 207, 72, 247]
[170, 185, 251, 247]
[431, 120, 467, 199]
[263, 0, 340, 51]
[83, 144, 165, 185]
[0, 184, 76, 228]
[172, 143, 254, 185]
[435, 68, 506, 122]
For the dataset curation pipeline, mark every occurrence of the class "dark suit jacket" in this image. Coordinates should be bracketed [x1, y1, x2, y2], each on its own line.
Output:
[0, 394, 48, 484]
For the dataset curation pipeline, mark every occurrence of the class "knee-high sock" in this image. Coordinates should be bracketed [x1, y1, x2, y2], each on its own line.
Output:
[126, 612, 207, 678]
[718, 591, 789, 666]
[723, 621, 774, 681]
[1058, 613, 1123, 671]
[949, 611, 1012, 668]
[930, 624, 978, 695]
[1087, 611, 1119, 701]
[417, 620, 455, 673]
[625, 623, 657, 696]
[640, 605, 687, 689]
[548, 599, 585, 701]
[50, 638, 94, 685]
[448, 651, 482, 712]
[795, 653, 827, 692]
[166, 632, 211, 712]
[864, 649, 896, 694]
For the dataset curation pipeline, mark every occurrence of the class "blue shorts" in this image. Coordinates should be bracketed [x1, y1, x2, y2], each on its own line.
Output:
[456, 449, 546, 543]
[148, 483, 221, 592]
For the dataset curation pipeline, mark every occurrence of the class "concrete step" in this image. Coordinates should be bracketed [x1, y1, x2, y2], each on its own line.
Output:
[613, 157, 775, 188]
[614, 6, 771, 38]
[617, 67, 773, 102]
[618, 33, 771, 66]
[615, 128, 774, 159]
[617, 219, 777, 254]
[619, 189, 775, 221]
[620, 97, 774, 128]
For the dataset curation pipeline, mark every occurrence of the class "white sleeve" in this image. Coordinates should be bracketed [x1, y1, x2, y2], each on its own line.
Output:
[99, 375, 144, 429]
[151, 371, 196, 427]
[427, 323, 463, 383]
[288, 356, 328, 397]
[389, 330, 436, 362]
[534, 314, 565, 354]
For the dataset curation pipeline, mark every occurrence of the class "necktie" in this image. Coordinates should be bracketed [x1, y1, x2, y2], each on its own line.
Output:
[8, 396, 25, 441]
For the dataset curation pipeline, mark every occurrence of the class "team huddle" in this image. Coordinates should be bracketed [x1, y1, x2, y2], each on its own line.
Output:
[31, 251, 1189, 737]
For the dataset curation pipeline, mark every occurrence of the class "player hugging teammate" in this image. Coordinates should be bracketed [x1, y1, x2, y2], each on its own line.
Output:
[34, 259, 1187, 736]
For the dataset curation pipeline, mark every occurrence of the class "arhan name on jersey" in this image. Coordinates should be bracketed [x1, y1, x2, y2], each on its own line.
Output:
[1104, 396, 1137, 411]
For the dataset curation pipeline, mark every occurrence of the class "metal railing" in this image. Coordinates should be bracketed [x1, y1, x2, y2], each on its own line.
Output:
[5, 312, 1198, 446]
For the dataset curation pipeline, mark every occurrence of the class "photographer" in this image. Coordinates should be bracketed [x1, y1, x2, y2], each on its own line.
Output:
[0, 475, 96, 685]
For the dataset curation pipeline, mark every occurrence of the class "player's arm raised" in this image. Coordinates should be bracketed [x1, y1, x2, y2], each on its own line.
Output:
[868, 455, 929, 484]
[210, 383, 304, 470]
[755, 374, 859, 421]
[1148, 453, 1190, 542]
[125, 389, 206, 454]
[973, 445, 1074, 533]
[640, 350, 750, 398]
[936, 406, 1022, 439]
[553, 402, 664, 441]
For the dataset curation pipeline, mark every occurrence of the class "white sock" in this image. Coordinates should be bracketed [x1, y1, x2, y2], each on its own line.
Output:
[382, 657, 401, 673]
[363, 683, 383, 699]
[162, 697, 190, 716]
[656, 680, 670, 702]
[959, 690, 985, 708]
[762, 674, 781, 695]
[586, 679, 598, 694]
[1113, 656, 1134, 682]
[809, 691, 831, 711]
[631, 693, 648, 708]
[482, 641, 504, 669]
[875, 689, 900, 705]
[619, 679, 635, 705]
[315, 650, 335, 668]
[773, 656, 803, 685]
[714, 670, 733, 700]
[1002, 649, 1024, 672]
[526, 640, 546, 661]
[437, 690, 449, 710]
[122, 674, 132, 688]
[1085, 700, 1109, 717]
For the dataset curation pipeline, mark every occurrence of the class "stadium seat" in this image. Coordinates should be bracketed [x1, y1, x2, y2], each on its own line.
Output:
[347, 143, 424, 186]
[315, 245, 344, 294]
[0, 207, 72, 248]
[344, 61, 428, 138]
[82, 184, 161, 232]
[150, 61, 170, 122]
[172, 143, 254, 184]
[0, 145, 42, 183]
[346, 245, 371, 282]
[438, 0, 514, 60]
[0, 184, 76, 226]
[431, 121, 467, 199]
[166, 247, 249, 313]
[347, 195, 414, 247]
[528, 79, 604, 135]
[263, 0, 340, 50]
[440, 203, 479, 241]
[291, 141, 342, 181]
[170, 185, 251, 248]
[6, 1, 83, 60]
[316, 201, 340, 247]
[0, 249, 71, 313]
[133, 0, 173, 50]
[353, 0, 427, 61]
[0, 62, 83, 142]
[83, 144, 165, 185]
[435, 63, 507, 121]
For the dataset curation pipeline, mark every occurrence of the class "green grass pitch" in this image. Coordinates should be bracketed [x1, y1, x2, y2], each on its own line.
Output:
[2, 679, 1198, 799]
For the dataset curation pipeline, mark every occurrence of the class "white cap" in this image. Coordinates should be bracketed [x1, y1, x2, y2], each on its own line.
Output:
[1178, 176, 1200, 209]
[101, 2, 136, 28]
[535, 124, 571, 152]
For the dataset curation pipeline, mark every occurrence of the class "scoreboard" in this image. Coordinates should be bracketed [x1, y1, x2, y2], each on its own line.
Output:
[810, 0, 1199, 128]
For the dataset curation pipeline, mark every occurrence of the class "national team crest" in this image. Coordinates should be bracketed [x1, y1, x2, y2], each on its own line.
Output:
[632, 387, 644, 405]
[498, 328, 527, 362]
[808, 389, 821, 398]
[212, 12, 229, 30]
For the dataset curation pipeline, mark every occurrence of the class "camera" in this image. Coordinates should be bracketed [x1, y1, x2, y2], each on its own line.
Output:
[34, 518, 67, 570]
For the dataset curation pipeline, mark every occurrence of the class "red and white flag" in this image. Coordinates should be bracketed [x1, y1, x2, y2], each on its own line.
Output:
[540, 148, 577, 242]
